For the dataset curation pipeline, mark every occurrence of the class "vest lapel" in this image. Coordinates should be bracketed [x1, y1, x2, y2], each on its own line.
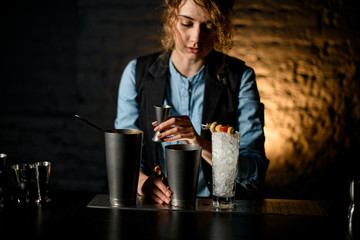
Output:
[140, 53, 169, 168]
[202, 74, 224, 124]
[145, 54, 170, 121]
[201, 53, 226, 137]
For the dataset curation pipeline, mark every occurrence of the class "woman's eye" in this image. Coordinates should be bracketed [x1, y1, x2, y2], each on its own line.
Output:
[181, 22, 192, 27]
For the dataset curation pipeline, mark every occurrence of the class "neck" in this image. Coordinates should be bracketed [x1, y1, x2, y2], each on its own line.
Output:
[170, 51, 206, 78]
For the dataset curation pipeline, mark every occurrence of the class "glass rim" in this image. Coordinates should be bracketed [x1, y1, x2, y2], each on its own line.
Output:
[33, 161, 51, 167]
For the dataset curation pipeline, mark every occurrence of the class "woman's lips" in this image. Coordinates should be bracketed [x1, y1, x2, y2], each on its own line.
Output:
[188, 47, 200, 54]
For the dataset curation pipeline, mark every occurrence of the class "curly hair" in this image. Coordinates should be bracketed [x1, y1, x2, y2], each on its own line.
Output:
[161, 0, 235, 53]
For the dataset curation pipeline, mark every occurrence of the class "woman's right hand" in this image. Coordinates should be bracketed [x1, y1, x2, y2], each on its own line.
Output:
[138, 167, 172, 204]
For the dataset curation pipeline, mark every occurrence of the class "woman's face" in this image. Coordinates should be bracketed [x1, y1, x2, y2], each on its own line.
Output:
[172, 0, 217, 62]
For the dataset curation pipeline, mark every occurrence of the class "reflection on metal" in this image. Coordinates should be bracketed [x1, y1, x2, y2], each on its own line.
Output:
[87, 194, 328, 216]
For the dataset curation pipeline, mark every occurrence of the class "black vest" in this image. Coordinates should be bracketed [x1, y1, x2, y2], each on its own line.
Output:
[135, 51, 246, 191]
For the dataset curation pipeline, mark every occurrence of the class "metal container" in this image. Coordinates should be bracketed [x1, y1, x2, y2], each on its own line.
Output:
[105, 129, 143, 207]
[165, 144, 201, 207]
[152, 105, 171, 142]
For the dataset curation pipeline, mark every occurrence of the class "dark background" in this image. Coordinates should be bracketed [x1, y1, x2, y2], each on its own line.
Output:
[1, 0, 359, 200]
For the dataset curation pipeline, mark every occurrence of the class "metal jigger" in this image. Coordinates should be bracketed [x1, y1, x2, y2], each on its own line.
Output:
[152, 104, 171, 142]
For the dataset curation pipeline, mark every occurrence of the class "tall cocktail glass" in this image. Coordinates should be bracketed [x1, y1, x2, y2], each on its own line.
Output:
[212, 131, 240, 208]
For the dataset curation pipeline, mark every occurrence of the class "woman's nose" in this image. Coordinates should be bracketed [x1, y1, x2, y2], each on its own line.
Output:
[189, 26, 201, 43]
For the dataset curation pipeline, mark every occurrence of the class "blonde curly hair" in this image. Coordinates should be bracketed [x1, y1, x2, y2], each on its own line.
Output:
[161, 0, 234, 53]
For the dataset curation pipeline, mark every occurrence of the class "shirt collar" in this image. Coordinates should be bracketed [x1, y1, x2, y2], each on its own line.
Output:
[169, 58, 205, 85]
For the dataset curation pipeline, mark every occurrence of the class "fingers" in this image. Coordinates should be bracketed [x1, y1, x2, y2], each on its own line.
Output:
[154, 116, 198, 142]
[154, 116, 190, 132]
[157, 127, 196, 141]
[161, 132, 195, 142]
[142, 172, 172, 204]
[143, 178, 171, 204]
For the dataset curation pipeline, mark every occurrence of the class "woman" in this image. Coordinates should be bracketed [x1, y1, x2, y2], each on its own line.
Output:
[115, 0, 269, 204]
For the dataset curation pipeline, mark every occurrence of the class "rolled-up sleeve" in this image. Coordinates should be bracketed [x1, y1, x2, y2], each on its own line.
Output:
[237, 67, 269, 190]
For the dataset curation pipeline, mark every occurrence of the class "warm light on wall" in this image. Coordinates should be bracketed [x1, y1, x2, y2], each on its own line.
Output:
[229, 21, 359, 196]
[229, 1, 360, 195]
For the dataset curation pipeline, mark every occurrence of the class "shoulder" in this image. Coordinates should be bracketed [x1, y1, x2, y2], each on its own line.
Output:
[222, 53, 255, 79]
[120, 59, 137, 79]
[135, 51, 167, 72]
[124, 59, 137, 72]
[133, 52, 161, 80]
[136, 51, 170, 78]
[207, 51, 253, 82]
[209, 51, 246, 69]
[208, 51, 255, 84]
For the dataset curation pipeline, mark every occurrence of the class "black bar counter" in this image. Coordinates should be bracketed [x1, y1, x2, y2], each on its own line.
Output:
[0, 189, 348, 240]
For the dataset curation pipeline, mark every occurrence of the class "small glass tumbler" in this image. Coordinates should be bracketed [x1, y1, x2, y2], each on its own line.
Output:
[0, 153, 8, 210]
[11, 163, 36, 206]
[0, 153, 6, 175]
[347, 178, 359, 240]
[33, 161, 51, 204]
[212, 131, 240, 208]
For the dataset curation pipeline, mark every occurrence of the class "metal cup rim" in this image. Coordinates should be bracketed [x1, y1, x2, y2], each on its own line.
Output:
[154, 104, 171, 109]
[165, 144, 202, 152]
[105, 129, 143, 135]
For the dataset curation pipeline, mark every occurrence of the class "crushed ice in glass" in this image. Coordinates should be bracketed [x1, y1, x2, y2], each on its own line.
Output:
[212, 131, 240, 197]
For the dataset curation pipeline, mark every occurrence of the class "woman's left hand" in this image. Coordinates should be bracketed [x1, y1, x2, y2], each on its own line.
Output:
[153, 115, 199, 145]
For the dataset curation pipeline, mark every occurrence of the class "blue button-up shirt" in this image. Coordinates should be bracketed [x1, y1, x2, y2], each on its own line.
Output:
[115, 57, 267, 197]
